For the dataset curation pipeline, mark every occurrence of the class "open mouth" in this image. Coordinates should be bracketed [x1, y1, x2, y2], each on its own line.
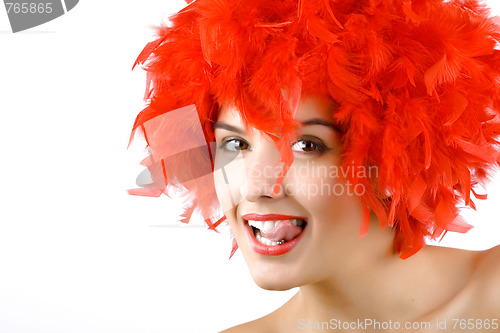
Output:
[241, 214, 308, 256]
[248, 219, 307, 246]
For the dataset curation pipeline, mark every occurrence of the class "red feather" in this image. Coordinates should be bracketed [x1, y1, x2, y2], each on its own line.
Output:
[129, 0, 500, 259]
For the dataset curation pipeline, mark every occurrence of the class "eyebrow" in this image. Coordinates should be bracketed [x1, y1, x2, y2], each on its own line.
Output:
[212, 119, 340, 134]
[301, 119, 340, 132]
[212, 122, 246, 134]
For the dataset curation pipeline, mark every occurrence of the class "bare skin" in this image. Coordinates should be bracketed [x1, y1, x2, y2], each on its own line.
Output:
[222, 241, 500, 333]
[214, 98, 500, 333]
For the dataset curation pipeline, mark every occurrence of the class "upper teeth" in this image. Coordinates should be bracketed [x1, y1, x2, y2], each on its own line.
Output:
[248, 219, 304, 231]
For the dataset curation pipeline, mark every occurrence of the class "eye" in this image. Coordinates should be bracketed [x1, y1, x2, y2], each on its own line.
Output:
[218, 137, 251, 152]
[291, 136, 330, 154]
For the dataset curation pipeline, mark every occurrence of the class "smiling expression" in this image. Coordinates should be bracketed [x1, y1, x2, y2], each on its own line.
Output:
[213, 97, 368, 290]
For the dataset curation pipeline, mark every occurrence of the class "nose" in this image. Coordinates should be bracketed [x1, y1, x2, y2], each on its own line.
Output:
[243, 143, 287, 202]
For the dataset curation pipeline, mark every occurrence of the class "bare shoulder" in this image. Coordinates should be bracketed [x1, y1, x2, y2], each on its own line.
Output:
[219, 299, 294, 333]
[219, 315, 273, 333]
[476, 244, 500, 281]
[219, 293, 297, 333]
[471, 245, 500, 314]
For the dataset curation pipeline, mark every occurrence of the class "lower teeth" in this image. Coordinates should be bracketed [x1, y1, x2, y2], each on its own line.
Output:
[255, 230, 285, 246]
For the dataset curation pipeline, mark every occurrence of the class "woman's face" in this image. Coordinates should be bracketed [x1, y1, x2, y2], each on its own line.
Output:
[213, 97, 370, 290]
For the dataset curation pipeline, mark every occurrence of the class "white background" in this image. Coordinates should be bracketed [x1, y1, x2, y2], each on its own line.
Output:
[0, 1, 499, 332]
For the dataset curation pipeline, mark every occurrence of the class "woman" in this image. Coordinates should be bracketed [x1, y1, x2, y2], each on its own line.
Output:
[130, 0, 500, 331]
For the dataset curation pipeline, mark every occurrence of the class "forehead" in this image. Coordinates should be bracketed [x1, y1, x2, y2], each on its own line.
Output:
[217, 96, 335, 126]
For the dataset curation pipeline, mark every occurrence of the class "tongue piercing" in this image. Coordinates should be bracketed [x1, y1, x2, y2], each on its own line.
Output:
[276, 240, 285, 245]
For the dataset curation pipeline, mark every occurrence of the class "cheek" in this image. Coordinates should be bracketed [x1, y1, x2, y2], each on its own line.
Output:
[284, 159, 343, 203]
[285, 161, 363, 232]
[213, 155, 246, 213]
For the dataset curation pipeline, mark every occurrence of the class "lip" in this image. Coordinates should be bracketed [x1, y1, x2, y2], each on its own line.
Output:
[241, 213, 307, 221]
[241, 213, 307, 256]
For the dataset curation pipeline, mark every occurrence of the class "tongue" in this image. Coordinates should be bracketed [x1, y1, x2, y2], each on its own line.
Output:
[259, 220, 303, 242]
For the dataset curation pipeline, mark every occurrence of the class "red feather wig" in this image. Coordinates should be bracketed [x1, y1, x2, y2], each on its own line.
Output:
[130, 0, 500, 259]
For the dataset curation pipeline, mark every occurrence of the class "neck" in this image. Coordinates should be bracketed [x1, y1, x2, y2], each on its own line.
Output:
[294, 226, 478, 325]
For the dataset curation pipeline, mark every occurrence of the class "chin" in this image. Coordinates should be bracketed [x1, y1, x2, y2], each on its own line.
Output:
[252, 276, 298, 291]
[247, 263, 304, 291]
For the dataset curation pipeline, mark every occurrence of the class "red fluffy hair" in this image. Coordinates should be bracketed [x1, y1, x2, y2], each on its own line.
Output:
[130, 0, 500, 259]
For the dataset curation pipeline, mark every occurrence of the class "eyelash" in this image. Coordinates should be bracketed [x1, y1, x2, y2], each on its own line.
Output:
[218, 137, 252, 152]
[217, 136, 331, 154]
[291, 137, 331, 154]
